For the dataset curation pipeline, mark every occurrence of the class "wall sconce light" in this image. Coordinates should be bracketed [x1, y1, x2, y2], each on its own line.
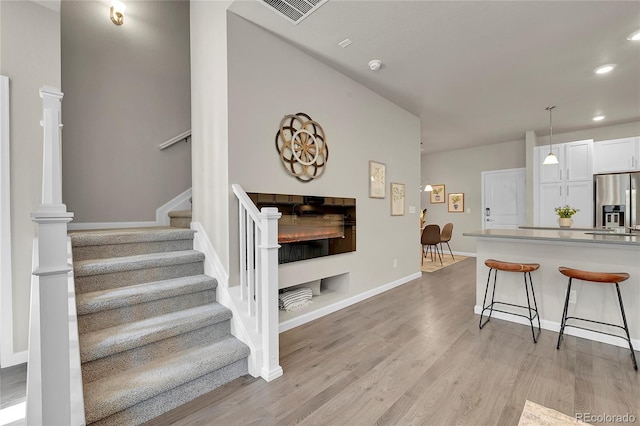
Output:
[421, 182, 433, 192]
[110, 0, 127, 26]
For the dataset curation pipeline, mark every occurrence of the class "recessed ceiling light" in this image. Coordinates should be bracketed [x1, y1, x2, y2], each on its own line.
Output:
[595, 64, 616, 74]
[593, 115, 605, 121]
[627, 29, 640, 41]
[338, 38, 352, 48]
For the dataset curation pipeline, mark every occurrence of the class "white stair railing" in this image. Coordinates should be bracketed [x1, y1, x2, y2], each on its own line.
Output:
[27, 86, 77, 424]
[231, 184, 283, 381]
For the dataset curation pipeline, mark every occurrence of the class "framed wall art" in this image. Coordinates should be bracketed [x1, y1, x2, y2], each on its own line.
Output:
[390, 182, 405, 216]
[369, 161, 386, 198]
[448, 193, 464, 213]
[430, 184, 445, 204]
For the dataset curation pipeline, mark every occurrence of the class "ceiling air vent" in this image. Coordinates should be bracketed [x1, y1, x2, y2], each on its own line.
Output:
[259, 0, 329, 25]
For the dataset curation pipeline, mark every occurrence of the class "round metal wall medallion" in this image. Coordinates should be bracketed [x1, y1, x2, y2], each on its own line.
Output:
[275, 113, 328, 182]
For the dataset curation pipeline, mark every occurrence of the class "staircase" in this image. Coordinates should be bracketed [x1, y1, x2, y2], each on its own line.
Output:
[70, 227, 249, 425]
[168, 209, 192, 228]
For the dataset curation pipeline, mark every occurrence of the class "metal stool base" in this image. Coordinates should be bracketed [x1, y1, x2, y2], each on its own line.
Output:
[557, 278, 637, 371]
[479, 268, 541, 343]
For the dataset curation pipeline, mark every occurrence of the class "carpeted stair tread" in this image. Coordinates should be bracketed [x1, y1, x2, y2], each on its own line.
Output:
[74, 250, 204, 278]
[83, 336, 249, 424]
[70, 227, 195, 247]
[76, 274, 216, 316]
[168, 210, 192, 218]
[80, 304, 232, 363]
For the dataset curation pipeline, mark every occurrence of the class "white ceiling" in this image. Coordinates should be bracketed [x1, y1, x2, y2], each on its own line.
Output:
[229, 0, 640, 154]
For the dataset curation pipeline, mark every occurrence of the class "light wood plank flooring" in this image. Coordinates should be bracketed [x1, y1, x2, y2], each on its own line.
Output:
[0, 363, 27, 426]
[148, 258, 636, 424]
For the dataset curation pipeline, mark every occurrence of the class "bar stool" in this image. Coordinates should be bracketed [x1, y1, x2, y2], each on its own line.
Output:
[556, 267, 637, 370]
[479, 259, 541, 343]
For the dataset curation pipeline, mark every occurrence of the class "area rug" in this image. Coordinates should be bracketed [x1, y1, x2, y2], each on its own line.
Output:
[518, 400, 587, 425]
[420, 254, 467, 272]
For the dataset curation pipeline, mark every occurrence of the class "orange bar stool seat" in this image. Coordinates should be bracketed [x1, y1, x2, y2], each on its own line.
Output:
[479, 259, 541, 343]
[556, 266, 637, 370]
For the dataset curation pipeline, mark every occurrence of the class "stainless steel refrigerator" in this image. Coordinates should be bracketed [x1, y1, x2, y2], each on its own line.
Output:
[594, 172, 640, 230]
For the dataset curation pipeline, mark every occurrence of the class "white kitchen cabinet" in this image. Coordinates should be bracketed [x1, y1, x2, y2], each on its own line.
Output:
[538, 145, 562, 183]
[593, 137, 640, 173]
[538, 183, 563, 226]
[565, 140, 593, 181]
[536, 140, 593, 183]
[537, 181, 593, 227]
[534, 140, 593, 226]
[565, 180, 594, 227]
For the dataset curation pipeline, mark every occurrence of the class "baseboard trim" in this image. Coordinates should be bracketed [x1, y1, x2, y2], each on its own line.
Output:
[156, 188, 192, 226]
[260, 365, 284, 382]
[1, 350, 27, 368]
[473, 305, 640, 349]
[453, 251, 476, 257]
[279, 272, 422, 333]
[191, 222, 229, 286]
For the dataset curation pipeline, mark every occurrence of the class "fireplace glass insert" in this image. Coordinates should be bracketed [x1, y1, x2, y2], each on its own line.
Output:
[247, 192, 356, 264]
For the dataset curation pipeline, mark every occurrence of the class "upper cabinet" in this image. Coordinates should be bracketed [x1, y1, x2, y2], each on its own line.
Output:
[537, 139, 593, 183]
[593, 137, 640, 174]
[533, 140, 593, 227]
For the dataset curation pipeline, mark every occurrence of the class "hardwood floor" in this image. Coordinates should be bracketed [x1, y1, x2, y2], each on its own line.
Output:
[146, 257, 639, 425]
[0, 363, 26, 426]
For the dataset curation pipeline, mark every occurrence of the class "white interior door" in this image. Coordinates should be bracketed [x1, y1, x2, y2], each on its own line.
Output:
[482, 168, 526, 229]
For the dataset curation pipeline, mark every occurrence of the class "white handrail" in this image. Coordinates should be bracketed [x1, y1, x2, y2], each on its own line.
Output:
[158, 130, 191, 150]
[231, 184, 283, 381]
[233, 183, 262, 224]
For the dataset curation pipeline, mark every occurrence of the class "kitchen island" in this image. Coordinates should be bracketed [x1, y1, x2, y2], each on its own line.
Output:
[463, 228, 640, 348]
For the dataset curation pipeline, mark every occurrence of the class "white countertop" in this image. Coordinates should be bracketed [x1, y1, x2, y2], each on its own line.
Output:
[463, 228, 640, 246]
[519, 225, 609, 231]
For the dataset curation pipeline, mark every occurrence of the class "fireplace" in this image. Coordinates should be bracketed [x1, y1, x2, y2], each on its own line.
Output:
[247, 192, 356, 264]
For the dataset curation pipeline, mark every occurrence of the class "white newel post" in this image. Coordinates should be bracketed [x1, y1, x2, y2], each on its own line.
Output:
[31, 86, 74, 424]
[258, 207, 283, 381]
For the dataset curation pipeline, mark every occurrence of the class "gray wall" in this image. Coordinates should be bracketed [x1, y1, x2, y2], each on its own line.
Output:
[227, 13, 421, 292]
[61, 0, 191, 223]
[421, 139, 526, 254]
[534, 121, 640, 147]
[0, 0, 60, 356]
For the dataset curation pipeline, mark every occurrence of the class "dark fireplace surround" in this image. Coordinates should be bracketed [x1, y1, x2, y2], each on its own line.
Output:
[247, 192, 356, 264]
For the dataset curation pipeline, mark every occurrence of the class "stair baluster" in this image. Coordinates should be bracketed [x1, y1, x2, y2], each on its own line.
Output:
[232, 184, 283, 381]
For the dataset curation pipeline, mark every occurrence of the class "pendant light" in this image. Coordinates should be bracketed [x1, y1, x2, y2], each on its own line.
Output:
[543, 106, 559, 165]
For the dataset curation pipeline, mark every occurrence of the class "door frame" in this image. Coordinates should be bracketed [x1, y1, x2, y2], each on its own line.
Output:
[481, 167, 526, 230]
[1, 75, 15, 367]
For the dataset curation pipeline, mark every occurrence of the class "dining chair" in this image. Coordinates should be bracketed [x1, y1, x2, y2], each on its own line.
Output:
[440, 223, 455, 261]
[421, 224, 442, 265]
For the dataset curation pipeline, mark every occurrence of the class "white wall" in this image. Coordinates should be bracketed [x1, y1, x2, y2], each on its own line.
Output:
[61, 0, 191, 223]
[0, 0, 61, 363]
[227, 13, 421, 293]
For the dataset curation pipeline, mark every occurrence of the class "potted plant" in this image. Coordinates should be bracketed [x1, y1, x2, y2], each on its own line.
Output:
[555, 205, 579, 228]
